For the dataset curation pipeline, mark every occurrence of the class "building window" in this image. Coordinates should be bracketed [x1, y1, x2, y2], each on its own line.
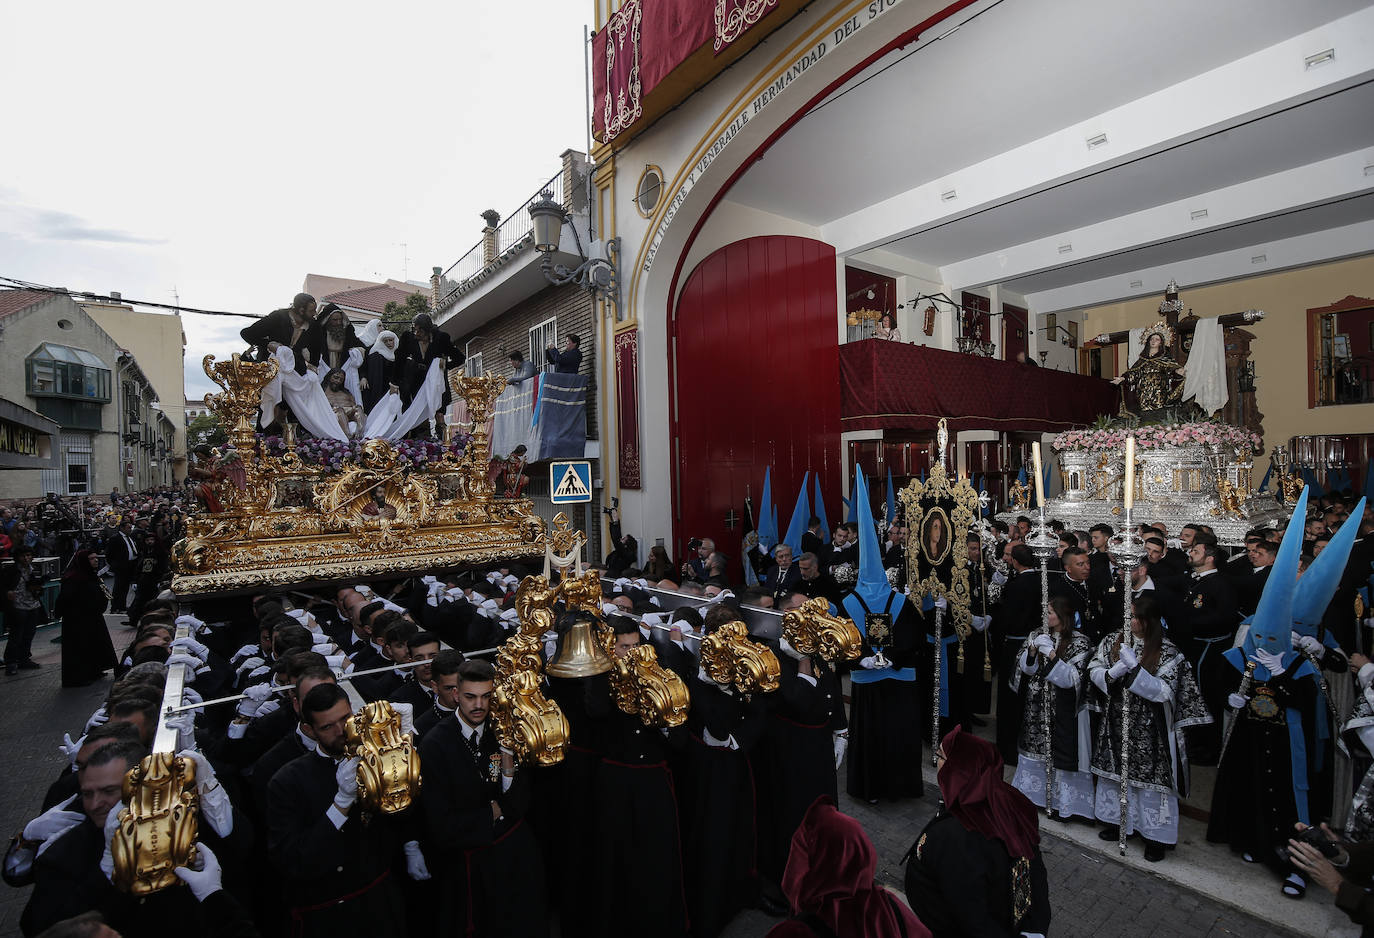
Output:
[25, 344, 112, 402]
[529, 318, 558, 367]
[67, 462, 89, 494]
[636, 165, 664, 217]
[464, 352, 485, 378]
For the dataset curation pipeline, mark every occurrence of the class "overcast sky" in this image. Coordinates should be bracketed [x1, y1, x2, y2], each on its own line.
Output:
[1, 1, 590, 399]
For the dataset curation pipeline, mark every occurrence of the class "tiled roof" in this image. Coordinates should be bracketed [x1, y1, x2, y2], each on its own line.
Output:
[324, 283, 425, 315]
[0, 289, 52, 319]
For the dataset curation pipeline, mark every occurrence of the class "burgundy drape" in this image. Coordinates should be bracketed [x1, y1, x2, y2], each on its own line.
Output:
[840, 340, 1118, 433]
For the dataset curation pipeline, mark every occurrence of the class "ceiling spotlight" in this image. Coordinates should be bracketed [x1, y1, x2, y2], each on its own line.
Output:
[1251, 254, 1268, 265]
[941, 189, 958, 202]
[1086, 133, 1108, 150]
[1189, 209, 1209, 221]
[1129, 279, 1143, 289]
[1057, 244, 1073, 255]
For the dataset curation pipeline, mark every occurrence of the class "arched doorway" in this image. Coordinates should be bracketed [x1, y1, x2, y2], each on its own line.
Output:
[672, 235, 841, 573]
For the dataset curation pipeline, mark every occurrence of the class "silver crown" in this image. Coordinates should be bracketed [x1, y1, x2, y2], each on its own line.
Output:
[831, 562, 857, 588]
[885, 566, 901, 588]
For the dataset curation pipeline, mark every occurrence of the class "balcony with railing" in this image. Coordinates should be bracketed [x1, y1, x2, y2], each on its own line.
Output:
[432, 152, 591, 334]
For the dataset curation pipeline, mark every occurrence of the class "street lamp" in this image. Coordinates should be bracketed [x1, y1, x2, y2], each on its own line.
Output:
[528, 190, 620, 317]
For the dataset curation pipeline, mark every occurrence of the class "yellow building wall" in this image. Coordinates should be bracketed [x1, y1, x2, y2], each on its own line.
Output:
[1078, 253, 1374, 482]
[83, 302, 188, 482]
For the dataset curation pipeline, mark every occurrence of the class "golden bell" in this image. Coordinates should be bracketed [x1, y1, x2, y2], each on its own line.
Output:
[546, 618, 614, 678]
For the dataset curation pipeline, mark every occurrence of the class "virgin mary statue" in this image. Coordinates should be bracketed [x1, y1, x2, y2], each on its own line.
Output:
[1111, 321, 1188, 418]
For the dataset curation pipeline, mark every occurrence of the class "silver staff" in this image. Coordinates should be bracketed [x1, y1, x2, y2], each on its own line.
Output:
[1107, 438, 1144, 856]
[1025, 506, 1059, 816]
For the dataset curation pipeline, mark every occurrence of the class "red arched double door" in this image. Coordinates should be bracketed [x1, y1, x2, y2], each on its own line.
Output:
[672, 235, 841, 572]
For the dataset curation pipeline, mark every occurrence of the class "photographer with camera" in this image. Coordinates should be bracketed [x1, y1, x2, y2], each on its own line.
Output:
[1288, 822, 1374, 933]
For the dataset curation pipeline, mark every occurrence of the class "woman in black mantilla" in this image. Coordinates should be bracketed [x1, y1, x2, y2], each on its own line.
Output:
[57, 548, 116, 687]
[903, 726, 1050, 938]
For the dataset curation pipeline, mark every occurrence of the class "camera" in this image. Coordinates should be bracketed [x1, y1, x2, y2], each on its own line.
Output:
[688, 538, 702, 551]
[1279, 825, 1341, 864]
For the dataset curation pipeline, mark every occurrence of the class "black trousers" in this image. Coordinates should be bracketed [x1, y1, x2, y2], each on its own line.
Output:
[3, 607, 41, 664]
[110, 567, 132, 611]
[994, 636, 1029, 766]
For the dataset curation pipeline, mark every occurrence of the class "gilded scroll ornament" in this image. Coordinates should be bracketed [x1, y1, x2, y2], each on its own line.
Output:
[110, 752, 200, 896]
[781, 597, 864, 666]
[699, 621, 780, 696]
[344, 701, 421, 819]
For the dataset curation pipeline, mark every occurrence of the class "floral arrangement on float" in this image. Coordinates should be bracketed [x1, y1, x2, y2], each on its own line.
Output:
[1051, 417, 1262, 457]
[254, 433, 471, 472]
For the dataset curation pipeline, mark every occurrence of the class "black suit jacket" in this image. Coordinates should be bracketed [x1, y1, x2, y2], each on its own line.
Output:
[1171, 570, 1240, 644]
[544, 346, 582, 374]
[763, 563, 801, 599]
[103, 532, 138, 572]
[992, 569, 1043, 641]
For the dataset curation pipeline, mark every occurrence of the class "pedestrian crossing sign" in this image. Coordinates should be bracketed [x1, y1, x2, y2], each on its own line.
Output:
[550, 461, 593, 504]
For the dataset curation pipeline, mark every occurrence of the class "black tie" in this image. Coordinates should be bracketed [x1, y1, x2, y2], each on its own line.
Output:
[465, 730, 480, 757]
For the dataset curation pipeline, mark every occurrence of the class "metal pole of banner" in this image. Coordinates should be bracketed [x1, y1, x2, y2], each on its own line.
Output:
[1025, 442, 1059, 817]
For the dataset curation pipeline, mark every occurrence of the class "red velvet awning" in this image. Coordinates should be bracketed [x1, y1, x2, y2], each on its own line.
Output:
[840, 340, 1118, 433]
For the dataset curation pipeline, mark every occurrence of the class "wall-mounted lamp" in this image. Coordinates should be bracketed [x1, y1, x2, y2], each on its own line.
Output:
[529, 190, 620, 317]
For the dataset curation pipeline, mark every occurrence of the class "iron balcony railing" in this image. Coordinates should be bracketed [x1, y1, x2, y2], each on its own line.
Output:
[438, 170, 565, 309]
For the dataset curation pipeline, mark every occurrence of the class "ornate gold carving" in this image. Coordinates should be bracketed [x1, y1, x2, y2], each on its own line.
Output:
[781, 597, 864, 665]
[345, 701, 421, 819]
[491, 670, 570, 766]
[172, 357, 545, 596]
[111, 752, 199, 896]
[699, 621, 780, 696]
[490, 573, 570, 766]
[608, 643, 690, 727]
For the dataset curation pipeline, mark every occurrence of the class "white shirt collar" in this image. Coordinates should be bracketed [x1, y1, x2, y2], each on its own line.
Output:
[456, 714, 485, 740]
[1193, 568, 1217, 579]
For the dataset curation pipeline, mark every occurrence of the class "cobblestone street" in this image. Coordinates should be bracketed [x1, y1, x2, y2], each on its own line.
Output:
[0, 615, 1352, 937]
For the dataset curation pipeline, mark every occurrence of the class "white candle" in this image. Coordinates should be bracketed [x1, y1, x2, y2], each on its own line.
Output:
[1124, 436, 1136, 511]
[1031, 442, 1045, 508]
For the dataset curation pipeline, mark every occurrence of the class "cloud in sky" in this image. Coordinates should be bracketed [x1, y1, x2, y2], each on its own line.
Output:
[0, 0, 590, 401]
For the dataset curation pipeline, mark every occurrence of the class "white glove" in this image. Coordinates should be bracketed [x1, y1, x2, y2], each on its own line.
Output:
[235, 697, 263, 720]
[181, 687, 205, 712]
[243, 682, 275, 703]
[334, 756, 361, 810]
[175, 613, 206, 632]
[246, 664, 271, 681]
[933, 596, 948, 610]
[779, 637, 806, 661]
[1118, 645, 1138, 671]
[403, 840, 431, 881]
[171, 636, 210, 662]
[59, 733, 84, 771]
[166, 652, 204, 674]
[324, 653, 348, 670]
[859, 656, 879, 670]
[1108, 658, 1130, 681]
[254, 699, 282, 720]
[182, 750, 234, 837]
[1228, 692, 1250, 709]
[971, 615, 991, 633]
[833, 732, 849, 768]
[174, 843, 223, 902]
[991, 570, 1008, 587]
[235, 656, 265, 677]
[165, 710, 197, 751]
[1032, 634, 1055, 655]
[1293, 633, 1323, 656]
[98, 801, 124, 881]
[232, 643, 260, 664]
[84, 707, 109, 734]
[392, 702, 415, 738]
[1254, 648, 1286, 676]
[312, 642, 337, 654]
[23, 795, 85, 853]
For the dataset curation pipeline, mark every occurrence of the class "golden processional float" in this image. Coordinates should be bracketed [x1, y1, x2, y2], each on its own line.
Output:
[113, 354, 558, 893]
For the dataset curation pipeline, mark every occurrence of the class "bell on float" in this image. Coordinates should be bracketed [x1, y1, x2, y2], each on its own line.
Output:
[546, 618, 614, 678]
